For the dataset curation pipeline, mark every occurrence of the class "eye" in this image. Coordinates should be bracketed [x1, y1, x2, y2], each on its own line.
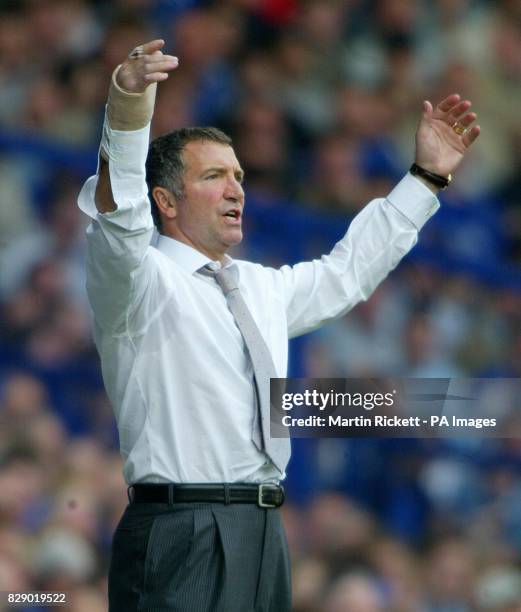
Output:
[206, 174, 219, 180]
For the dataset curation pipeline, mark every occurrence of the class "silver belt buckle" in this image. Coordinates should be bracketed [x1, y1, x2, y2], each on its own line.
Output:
[258, 483, 278, 508]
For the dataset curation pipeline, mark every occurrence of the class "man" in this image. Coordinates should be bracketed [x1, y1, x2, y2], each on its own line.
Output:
[78, 39, 479, 611]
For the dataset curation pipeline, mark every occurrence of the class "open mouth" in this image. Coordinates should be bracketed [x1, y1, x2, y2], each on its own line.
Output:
[223, 209, 241, 221]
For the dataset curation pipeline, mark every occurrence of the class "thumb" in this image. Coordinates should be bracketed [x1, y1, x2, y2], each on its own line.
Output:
[422, 100, 433, 118]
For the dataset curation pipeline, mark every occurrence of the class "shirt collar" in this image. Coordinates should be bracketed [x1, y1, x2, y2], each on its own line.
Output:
[155, 235, 235, 275]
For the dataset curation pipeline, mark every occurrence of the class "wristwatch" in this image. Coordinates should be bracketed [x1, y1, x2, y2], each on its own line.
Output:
[409, 163, 452, 190]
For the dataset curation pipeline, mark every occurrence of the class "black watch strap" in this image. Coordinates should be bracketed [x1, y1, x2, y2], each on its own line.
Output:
[409, 163, 451, 190]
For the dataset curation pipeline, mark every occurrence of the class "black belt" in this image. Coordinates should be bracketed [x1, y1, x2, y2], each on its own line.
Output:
[128, 483, 285, 508]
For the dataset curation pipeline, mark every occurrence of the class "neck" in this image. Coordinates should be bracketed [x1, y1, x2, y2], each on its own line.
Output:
[162, 229, 227, 263]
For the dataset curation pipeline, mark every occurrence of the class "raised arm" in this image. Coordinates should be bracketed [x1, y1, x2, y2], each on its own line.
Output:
[277, 95, 481, 338]
[77, 40, 179, 333]
[95, 39, 179, 213]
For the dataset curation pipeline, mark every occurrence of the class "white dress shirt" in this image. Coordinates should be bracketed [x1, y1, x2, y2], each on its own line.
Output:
[77, 116, 439, 485]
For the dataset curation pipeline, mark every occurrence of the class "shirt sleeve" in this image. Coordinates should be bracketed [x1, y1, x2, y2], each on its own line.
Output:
[77, 113, 154, 334]
[277, 173, 440, 339]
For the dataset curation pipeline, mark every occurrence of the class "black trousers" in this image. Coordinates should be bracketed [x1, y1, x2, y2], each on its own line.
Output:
[108, 501, 291, 611]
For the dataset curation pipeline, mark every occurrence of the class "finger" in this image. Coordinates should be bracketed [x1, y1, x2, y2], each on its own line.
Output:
[145, 56, 178, 71]
[436, 93, 461, 114]
[145, 62, 179, 77]
[462, 125, 480, 148]
[141, 39, 165, 55]
[446, 100, 472, 123]
[457, 111, 477, 128]
[144, 63, 179, 79]
[144, 71, 172, 83]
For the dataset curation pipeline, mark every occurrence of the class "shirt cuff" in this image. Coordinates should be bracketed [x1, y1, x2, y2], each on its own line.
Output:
[386, 173, 440, 231]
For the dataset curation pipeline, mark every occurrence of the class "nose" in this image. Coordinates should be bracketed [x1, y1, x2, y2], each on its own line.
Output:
[224, 175, 244, 203]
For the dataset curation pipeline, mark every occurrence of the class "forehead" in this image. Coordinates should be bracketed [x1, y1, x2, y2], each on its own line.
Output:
[182, 141, 242, 173]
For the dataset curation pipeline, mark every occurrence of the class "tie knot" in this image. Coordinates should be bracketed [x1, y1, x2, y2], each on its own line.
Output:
[202, 264, 238, 295]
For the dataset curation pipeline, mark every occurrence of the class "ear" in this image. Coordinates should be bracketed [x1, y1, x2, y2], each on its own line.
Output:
[152, 187, 178, 220]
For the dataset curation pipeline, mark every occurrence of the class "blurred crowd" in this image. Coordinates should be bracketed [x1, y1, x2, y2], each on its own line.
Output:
[0, 0, 520, 610]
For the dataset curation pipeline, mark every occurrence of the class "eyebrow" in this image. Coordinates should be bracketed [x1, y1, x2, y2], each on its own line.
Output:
[203, 166, 245, 182]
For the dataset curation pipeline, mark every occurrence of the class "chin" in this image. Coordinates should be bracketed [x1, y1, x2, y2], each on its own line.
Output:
[224, 230, 243, 246]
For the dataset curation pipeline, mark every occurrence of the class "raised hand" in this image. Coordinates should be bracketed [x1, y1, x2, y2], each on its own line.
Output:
[116, 39, 179, 94]
[415, 94, 480, 178]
